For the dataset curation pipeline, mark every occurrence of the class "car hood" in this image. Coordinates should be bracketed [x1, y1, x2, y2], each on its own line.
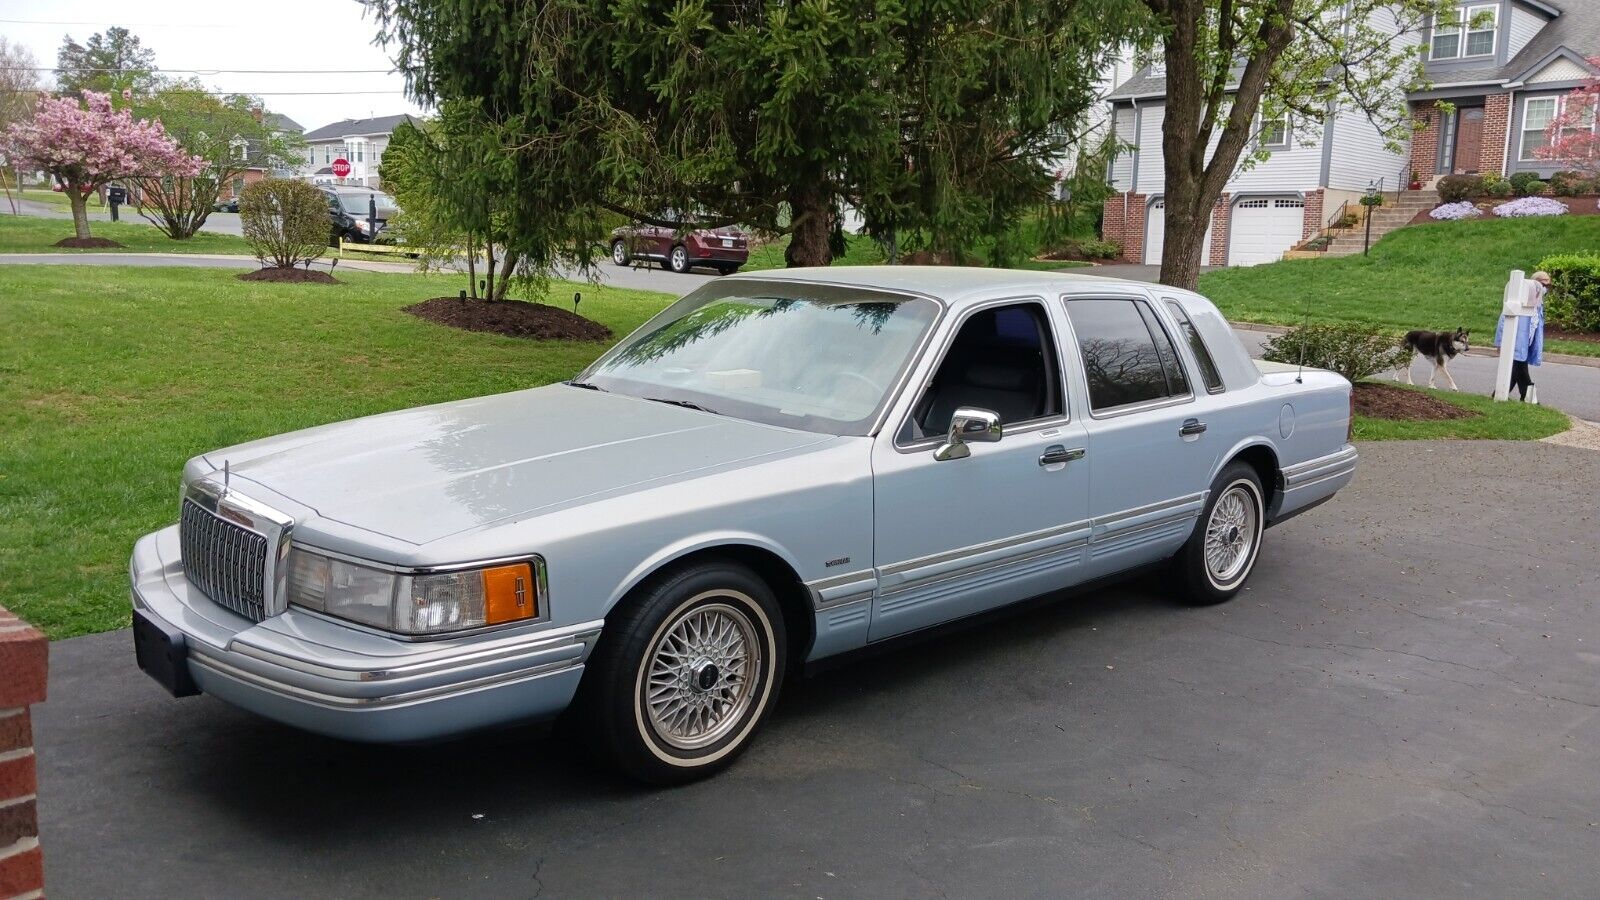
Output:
[202, 385, 835, 545]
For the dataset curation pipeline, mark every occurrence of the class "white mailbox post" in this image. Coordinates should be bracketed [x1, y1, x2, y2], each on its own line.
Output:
[1493, 269, 1537, 402]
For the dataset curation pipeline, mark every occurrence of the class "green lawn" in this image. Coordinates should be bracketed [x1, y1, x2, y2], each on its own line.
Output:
[0, 214, 254, 255]
[11, 188, 106, 211]
[1353, 383, 1570, 441]
[0, 264, 673, 639]
[1199, 216, 1600, 358]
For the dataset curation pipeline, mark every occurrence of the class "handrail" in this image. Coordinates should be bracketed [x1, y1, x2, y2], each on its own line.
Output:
[1327, 199, 1351, 230]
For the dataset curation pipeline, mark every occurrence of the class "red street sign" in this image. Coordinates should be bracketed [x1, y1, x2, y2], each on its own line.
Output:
[331, 157, 351, 177]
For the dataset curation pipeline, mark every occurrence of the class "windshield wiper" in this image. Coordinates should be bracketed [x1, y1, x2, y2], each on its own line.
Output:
[566, 380, 608, 392]
[642, 396, 718, 415]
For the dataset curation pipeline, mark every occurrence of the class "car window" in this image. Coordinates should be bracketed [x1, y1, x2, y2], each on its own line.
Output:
[1064, 298, 1190, 413]
[1137, 301, 1190, 397]
[905, 302, 1063, 440]
[1163, 298, 1225, 393]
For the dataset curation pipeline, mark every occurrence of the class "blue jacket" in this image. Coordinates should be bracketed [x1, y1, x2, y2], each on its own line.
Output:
[1495, 300, 1545, 366]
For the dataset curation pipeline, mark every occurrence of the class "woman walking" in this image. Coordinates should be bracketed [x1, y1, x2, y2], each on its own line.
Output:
[1496, 270, 1548, 403]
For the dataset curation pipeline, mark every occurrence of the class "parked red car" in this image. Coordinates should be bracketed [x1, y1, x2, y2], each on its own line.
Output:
[611, 216, 749, 275]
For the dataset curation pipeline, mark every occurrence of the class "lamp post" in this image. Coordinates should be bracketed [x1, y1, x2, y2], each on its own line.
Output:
[1361, 180, 1379, 256]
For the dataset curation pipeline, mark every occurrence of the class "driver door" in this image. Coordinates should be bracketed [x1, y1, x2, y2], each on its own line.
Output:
[869, 299, 1092, 641]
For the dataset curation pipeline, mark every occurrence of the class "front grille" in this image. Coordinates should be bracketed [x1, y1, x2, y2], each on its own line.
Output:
[180, 499, 270, 621]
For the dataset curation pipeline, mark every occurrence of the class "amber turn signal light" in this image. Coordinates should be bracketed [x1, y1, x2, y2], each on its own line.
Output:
[483, 563, 538, 624]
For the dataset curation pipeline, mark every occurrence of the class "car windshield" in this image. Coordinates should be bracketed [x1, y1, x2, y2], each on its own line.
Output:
[579, 281, 940, 435]
[337, 192, 399, 215]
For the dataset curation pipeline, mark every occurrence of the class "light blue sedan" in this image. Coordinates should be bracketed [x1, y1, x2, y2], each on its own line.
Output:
[131, 267, 1356, 783]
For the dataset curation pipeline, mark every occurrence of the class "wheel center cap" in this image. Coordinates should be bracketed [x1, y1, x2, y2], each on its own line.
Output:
[693, 662, 720, 692]
[1226, 525, 1241, 545]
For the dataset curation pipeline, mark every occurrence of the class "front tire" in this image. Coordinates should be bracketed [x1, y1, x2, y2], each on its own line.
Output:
[668, 244, 691, 274]
[1175, 462, 1265, 605]
[611, 239, 630, 266]
[581, 561, 786, 785]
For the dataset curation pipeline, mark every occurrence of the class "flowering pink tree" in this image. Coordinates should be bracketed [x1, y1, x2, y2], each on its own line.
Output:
[4, 90, 202, 243]
[1536, 60, 1600, 180]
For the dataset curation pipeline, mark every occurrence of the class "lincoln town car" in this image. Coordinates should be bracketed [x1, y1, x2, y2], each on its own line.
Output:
[131, 267, 1357, 783]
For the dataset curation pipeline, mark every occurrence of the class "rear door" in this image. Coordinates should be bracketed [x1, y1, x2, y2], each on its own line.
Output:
[1060, 295, 1219, 578]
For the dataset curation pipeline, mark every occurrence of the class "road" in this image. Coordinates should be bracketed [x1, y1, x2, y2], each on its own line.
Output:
[32, 439, 1600, 899]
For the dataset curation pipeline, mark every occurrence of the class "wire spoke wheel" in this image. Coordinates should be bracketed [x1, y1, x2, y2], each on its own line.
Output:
[642, 601, 761, 751]
[1203, 484, 1258, 585]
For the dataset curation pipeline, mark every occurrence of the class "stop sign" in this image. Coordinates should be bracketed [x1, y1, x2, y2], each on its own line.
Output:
[331, 157, 351, 177]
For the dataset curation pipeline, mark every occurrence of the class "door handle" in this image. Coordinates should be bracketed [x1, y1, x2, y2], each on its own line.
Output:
[1179, 418, 1207, 437]
[1039, 445, 1086, 466]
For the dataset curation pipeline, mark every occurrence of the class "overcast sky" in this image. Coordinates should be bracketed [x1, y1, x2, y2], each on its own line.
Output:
[2, 0, 428, 131]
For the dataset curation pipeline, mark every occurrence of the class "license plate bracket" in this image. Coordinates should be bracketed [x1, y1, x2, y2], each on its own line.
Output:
[133, 609, 201, 697]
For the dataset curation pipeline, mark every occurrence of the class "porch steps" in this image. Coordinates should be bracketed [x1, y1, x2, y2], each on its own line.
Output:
[1316, 190, 1438, 258]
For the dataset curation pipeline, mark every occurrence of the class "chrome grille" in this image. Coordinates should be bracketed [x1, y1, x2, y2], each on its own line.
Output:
[180, 498, 270, 621]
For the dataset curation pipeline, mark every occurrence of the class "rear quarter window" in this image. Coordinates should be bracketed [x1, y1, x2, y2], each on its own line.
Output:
[1163, 298, 1225, 393]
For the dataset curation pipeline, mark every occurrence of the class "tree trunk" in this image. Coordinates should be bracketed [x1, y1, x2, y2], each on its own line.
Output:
[784, 184, 833, 267]
[68, 186, 91, 240]
[1159, 167, 1211, 291]
[466, 234, 478, 300]
[484, 233, 496, 302]
[492, 251, 517, 301]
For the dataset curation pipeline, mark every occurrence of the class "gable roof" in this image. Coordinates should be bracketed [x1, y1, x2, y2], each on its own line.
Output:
[264, 113, 302, 133]
[302, 114, 416, 141]
[1107, 1, 1600, 104]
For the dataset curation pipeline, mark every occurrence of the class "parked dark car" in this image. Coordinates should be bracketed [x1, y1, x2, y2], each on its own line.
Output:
[320, 186, 400, 243]
[214, 196, 240, 213]
[611, 215, 749, 275]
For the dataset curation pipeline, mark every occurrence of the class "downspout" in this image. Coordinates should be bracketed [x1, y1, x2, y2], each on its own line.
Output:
[1500, 89, 1516, 177]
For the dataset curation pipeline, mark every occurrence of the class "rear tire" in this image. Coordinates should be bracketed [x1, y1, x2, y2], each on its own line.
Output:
[668, 244, 691, 274]
[717, 265, 741, 276]
[579, 561, 786, 785]
[1175, 462, 1265, 605]
[611, 239, 629, 266]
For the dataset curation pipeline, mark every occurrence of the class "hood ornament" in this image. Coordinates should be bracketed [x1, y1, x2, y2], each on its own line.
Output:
[222, 460, 230, 496]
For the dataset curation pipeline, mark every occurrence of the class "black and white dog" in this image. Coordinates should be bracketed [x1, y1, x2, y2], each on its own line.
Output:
[1398, 327, 1471, 390]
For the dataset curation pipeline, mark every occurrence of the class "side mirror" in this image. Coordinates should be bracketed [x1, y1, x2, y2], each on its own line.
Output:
[934, 407, 1002, 461]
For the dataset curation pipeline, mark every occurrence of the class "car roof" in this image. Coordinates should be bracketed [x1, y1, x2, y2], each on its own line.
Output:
[725, 265, 1172, 305]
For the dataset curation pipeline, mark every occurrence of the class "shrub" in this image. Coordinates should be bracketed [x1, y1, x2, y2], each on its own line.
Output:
[240, 179, 329, 270]
[1079, 238, 1121, 259]
[1429, 200, 1482, 221]
[1260, 323, 1413, 383]
[1436, 174, 1484, 203]
[1493, 196, 1568, 218]
[1482, 175, 1514, 198]
[1538, 253, 1600, 333]
[1509, 171, 1545, 196]
[1549, 170, 1592, 197]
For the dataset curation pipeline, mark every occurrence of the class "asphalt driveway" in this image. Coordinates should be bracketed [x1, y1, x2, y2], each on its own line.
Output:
[32, 439, 1600, 899]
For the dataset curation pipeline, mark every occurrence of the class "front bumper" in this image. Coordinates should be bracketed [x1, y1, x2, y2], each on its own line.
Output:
[130, 526, 602, 743]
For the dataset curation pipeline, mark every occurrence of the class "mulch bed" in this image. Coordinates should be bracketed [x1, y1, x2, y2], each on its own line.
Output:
[403, 296, 614, 341]
[237, 267, 339, 284]
[1546, 326, 1600, 346]
[1408, 194, 1600, 225]
[1354, 382, 1478, 421]
[53, 237, 124, 249]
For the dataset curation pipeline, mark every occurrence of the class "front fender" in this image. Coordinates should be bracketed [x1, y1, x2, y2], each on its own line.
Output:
[604, 531, 808, 616]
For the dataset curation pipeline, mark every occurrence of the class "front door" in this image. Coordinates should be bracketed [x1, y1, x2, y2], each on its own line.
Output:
[870, 300, 1091, 641]
[1454, 107, 1484, 174]
[1060, 295, 1219, 578]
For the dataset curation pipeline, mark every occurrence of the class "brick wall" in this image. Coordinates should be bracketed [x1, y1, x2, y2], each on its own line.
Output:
[1302, 189, 1325, 242]
[1207, 194, 1231, 266]
[1481, 92, 1512, 177]
[1100, 193, 1147, 264]
[1410, 104, 1439, 182]
[0, 606, 46, 900]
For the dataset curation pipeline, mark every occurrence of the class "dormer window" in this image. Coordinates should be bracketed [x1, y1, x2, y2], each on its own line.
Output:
[1431, 4, 1497, 61]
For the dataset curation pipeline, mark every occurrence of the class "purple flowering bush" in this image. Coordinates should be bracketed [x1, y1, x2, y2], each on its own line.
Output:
[1429, 201, 1483, 221]
[1493, 197, 1569, 218]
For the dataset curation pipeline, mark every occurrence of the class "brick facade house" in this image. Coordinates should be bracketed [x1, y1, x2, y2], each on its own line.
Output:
[1100, 0, 1599, 268]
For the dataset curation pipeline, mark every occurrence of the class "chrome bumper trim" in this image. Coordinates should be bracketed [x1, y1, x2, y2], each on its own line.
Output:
[1283, 445, 1359, 490]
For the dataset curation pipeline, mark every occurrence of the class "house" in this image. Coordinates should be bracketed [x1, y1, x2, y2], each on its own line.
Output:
[217, 112, 304, 201]
[1098, 1, 1600, 267]
[298, 114, 416, 189]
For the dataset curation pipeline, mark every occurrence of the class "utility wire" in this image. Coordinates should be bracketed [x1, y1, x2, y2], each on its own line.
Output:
[0, 66, 397, 74]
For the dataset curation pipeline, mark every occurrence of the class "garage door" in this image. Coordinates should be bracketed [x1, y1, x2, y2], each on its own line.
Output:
[1228, 197, 1305, 266]
[1144, 198, 1214, 265]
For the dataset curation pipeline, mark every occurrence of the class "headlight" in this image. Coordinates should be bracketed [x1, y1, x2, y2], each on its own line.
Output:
[352, 219, 371, 232]
[287, 548, 542, 635]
